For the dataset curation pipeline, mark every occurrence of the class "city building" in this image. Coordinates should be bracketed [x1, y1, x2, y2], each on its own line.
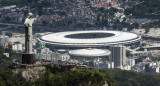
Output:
[51, 52, 70, 62]
[110, 46, 126, 68]
[0, 35, 9, 47]
[121, 65, 131, 70]
[130, 51, 148, 58]
[128, 58, 135, 66]
[36, 47, 52, 60]
[12, 42, 23, 52]
[94, 58, 114, 69]
[145, 62, 159, 73]
[36, 47, 70, 62]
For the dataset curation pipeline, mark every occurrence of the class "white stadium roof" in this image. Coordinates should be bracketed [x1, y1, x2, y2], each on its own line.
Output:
[69, 48, 110, 57]
[39, 30, 141, 47]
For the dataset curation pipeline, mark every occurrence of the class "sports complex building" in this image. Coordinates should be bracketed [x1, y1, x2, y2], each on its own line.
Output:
[38, 30, 141, 49]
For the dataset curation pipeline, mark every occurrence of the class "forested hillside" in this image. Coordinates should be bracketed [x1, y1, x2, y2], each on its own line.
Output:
[125, 0, 160, 15]
[0, 67, 117, 86]
[105, 69, 160, 86]
[0, 46, 21, 68]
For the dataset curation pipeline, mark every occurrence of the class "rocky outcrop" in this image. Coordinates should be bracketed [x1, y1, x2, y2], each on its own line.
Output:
[13, 66, 46, 81]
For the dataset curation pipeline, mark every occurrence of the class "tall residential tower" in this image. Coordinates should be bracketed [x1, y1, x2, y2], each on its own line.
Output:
[110, 46, 126, 68]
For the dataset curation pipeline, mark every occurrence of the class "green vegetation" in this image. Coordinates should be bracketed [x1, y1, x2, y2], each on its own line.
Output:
[0, 0, 52, 15]
[1, 65, 160, 86]
[125, 0, 160, 16]
[105, 69, 160, 86]
[141, 43, 146, 46]
[0, 0, 28, 6]
[0, 45, 116, 86]
[30, 0, 52, 15]
[4, 17, 11, 22]
[0, 67, 31, 86]
[91, 7, 118, 27]
[0, 67, 117, 86]
[5, 32, 12, 37]
[34, 69, 116, 86]
[151, 57, 160, 61]
[112, 21, 138, 31]
[142, 20, 160, 28]
[0, 46, 21, 69]
[144, 27, 150, 34]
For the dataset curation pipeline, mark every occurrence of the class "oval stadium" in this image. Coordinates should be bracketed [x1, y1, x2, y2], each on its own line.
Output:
[38, 30, 141, 49]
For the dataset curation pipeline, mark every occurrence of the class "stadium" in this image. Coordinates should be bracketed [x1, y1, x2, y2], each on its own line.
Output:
[38, 30, 141, 49]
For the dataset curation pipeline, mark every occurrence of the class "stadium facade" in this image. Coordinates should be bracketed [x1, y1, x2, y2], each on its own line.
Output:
[38, 30, 141, 49]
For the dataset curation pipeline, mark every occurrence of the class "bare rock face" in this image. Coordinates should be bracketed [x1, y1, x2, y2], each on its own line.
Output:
[13, 66, 46, 81]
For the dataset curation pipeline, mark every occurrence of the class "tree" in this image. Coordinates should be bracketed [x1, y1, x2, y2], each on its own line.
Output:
[132, 23, 139, 29]
[142, 43, 146, 46]
[34, 69, 117, 86]
[145, 27, 150, 34]
[105, 69, 160, 86]
[125, 0, 160, 16]
[42, 21, 47, 26]
[5, 17, 11, 22]
[5, 33, 12, 37]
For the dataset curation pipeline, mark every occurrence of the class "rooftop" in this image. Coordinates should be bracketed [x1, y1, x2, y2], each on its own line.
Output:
[69, 48, 111, 57]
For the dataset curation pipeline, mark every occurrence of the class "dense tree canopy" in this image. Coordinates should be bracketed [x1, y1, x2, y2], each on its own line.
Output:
[1, 65, 160, 86]
[0, 46, 21, 69]
[125, 0, 160, 16]
[0, 67, 117, 86]
[0, 67, 32, 86]
[105, 69, 160, 86]
[34, 69, 117, 86]
[91, 7, 118, 27]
